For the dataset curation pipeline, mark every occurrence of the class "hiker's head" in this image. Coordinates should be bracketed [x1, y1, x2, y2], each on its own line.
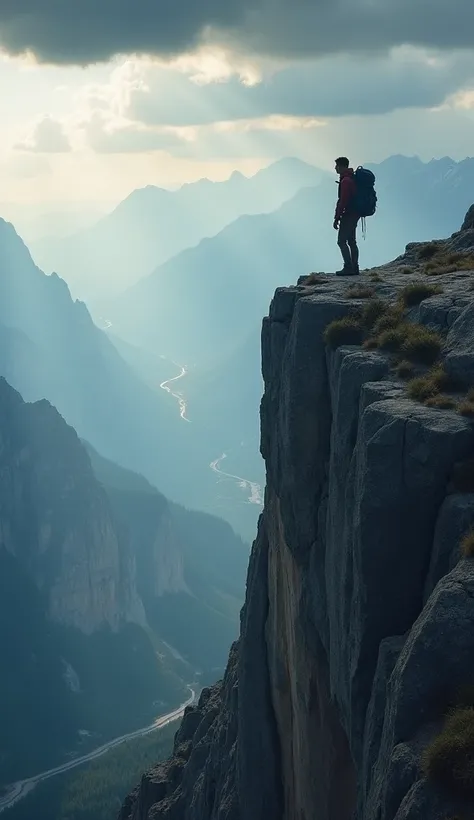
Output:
[335, 157, 350, 175]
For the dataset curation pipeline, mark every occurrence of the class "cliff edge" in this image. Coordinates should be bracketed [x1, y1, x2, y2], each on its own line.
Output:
[120, 212, 474, 820]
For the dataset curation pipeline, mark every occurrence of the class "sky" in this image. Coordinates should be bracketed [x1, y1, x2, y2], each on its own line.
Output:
[0, 1, 474, 233]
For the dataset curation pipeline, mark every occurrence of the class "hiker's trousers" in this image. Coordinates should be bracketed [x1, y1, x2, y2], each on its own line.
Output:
[338, 212, 360, 267]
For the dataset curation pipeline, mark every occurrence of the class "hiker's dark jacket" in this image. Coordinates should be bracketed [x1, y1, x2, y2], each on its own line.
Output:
[335, 168, 357, 220]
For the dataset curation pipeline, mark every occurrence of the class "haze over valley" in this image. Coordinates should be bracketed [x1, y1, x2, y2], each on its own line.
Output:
[1, 6, 474, 818]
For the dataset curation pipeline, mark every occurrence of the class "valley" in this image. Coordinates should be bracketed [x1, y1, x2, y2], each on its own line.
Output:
[0, 688, 195, 814]
[0, 153, 473, 820]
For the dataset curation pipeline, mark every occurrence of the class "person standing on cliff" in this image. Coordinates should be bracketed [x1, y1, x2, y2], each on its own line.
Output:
[333, 157, 360, 276]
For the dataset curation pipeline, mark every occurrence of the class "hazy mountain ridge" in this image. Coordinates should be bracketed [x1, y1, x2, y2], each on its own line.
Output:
[31, 157, 326, 301]
[99, 155, 474, 512]
[105, 155, 474, 365]
[0, 378, 185, 785]
[0, 378, 247, 789]
[0, 217, 241, 527]
[86, 444, 248, 674]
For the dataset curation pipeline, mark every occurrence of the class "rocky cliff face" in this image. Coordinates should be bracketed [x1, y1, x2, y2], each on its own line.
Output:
[120, 212, 474, 820]
[0, 377, 143, 634]
[0, 378, 192, 784]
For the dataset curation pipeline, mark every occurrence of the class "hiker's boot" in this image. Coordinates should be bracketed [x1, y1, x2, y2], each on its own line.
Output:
[352, 264, 360, 276]
[336, 264, 354, 276]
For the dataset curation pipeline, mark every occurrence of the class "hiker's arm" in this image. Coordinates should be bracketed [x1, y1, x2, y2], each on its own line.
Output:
[335, 177, 351, 220]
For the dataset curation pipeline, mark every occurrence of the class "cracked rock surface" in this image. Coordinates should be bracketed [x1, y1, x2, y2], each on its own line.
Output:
[119, 214, 474, 820]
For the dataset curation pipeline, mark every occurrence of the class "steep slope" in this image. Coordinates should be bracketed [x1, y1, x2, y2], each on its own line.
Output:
[31, 158, 325, 301]
[86, 444, 248, 679]
[105, 155, 474, 369]
[0, 379, 185, 787]
[120, 210, 474, 819]
[0, 217, 236, 521]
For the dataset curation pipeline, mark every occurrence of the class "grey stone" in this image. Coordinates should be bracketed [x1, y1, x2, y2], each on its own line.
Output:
[120, 208, 474, 820]
[424, 494, 474, 601]
[382, 743, 419, 820]
[237, 517, 283, 820]
[393, 779, 473, 820]
[461, 207, 474, 231]
[445, 300, 474, 387]
[361, 637, 405, 809]
[367, 561, 474, 818]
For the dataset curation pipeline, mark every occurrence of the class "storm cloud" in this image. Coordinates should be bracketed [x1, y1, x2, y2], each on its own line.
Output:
[126, 50, 474, 126]
[0, 0, 474, 65]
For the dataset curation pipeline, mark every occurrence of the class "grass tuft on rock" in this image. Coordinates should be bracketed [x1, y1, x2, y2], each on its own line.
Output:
[345, 284, 376, 300]
[304, 273, 327, 286]
[417, 241, 443, 260]
[361, 299, 389, 330]
[399, 282, 443, 308]
[407, 365, 454, 402]
[423, 708, 474, 797]
[399, 324, 443, 365]
[376, 322, 442, 365]
[324, 316, 363, 349]
[372, 306, 404, 336]
[425, 395, 458, 410]
[425, 252, 474, 276]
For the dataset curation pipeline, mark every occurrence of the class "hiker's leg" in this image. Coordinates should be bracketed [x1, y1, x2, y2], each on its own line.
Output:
[347, 217, 359, 267]
[337, 218, 352, 267]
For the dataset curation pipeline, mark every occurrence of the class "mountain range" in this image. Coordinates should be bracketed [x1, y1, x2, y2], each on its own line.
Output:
[2, 152, 474, 802]
[0, 377, 247, 788]
[0, 217, 261, 539]
[80, 155, 474, 508]
[101, 155, 474, 367]
[31, 157, 326, 302]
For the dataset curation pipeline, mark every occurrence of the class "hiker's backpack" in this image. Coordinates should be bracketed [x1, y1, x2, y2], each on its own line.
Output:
[353, 166, 377, 217]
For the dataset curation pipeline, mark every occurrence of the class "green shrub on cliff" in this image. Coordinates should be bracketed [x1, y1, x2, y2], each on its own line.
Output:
[324, 316, 363, 348]
[324, 294, 443, 368]
[425, 251, 474, 276]
[372, 305, 404, 335]
[345, 284, 375, 300]
[376, 322, 442, 365]
[417, 241, 442, 261]
[407, 365, 454, 402]
[361, 299, 388, 330]
[423, 707, 474, 796]
[399, 282, 443, 308]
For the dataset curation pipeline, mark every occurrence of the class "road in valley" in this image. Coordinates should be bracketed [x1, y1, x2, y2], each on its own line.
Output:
[210, 454, 263, 506]
[0, 688, 195, 814]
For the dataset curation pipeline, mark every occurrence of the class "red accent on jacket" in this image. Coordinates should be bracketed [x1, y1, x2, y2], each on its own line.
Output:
[335, 168, 357, 220]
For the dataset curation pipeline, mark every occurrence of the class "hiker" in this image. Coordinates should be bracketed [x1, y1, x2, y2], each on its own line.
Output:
[333, 157, 359, 276]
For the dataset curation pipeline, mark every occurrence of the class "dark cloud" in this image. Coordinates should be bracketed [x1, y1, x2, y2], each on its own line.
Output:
[0, 1, 474, 65]
[0, 0, 248, 64]
[15, 116, 71, 153]
[127, 51, 474, 125]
